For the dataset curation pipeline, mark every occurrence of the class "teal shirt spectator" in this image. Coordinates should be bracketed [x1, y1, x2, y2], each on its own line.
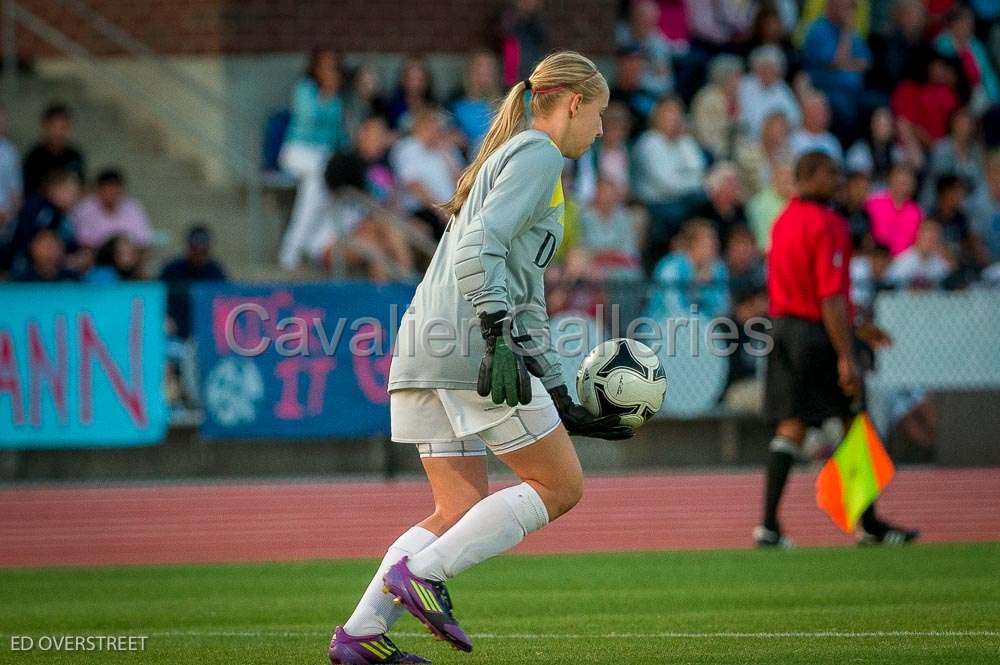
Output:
[451, 98, 492, 154]
[285, 79, 349, 151]
[645, 252, 730, 322]
[802, 16, 870, 94]
[934, 33, 1000, 103]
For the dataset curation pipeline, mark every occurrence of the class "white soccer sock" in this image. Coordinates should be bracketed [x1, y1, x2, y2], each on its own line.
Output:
[343, 526, 437, 636]
[407, 483, 550, 582]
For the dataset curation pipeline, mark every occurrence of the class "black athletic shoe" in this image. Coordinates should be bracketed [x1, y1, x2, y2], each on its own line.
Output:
[858, 524, 920, 546]
[753, 525, 795, 549]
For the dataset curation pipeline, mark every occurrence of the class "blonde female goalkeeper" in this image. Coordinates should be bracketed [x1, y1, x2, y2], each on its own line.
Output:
[329, 51, 630, 665]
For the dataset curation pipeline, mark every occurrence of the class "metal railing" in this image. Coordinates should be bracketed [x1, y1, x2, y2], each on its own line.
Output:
[1, 0, 269, 259]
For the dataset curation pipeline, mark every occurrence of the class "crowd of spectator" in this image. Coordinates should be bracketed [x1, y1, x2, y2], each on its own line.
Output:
[4, 0, 1000, 422]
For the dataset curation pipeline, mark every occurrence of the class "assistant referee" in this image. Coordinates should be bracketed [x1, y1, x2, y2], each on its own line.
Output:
[754, 151, 918, 548]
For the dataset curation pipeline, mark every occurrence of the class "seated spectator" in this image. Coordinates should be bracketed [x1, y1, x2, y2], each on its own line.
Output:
[590, 102, 632, 194]
[387, 56, 436, 131]
[738, 46, 801, 139]
[2, 169, 83, 275]
[691, 54, 744, 160]
[21, 104, 85, 197]
[919, 107, 986, 208]
[884, 219, 954, 288]
[646, 218, 729, 322]
[0, 103, 22, 230]
[867, 164, 922, 256]
[390, 108, 462, 239]
[342, 62, 389, 139]
[688, 161, 749, 247]
[610, 45, 658, 135]
[747, 160, 794, 250]
[85, 234, 144, 283]
[633, 95, 707, 207]
[725, 223, 766, 294]
[10, 228, 78, 283]
[801, 0, 873, 141]
[71, 169, 153, 251]
[789, 91, 843, 162]
[835, 168, 875, 249]
[846, 107, 924, 188]
[159, 225, 228, 340]
[735, 110, 792, 194]
[870, 0, 932, 95]
[929, 174, 991, 272]
[278, 48, 349, 270]
[933, 3, 999, 106]
[319, 116, 415, 282]
[748, 2, 799, 79]
[891, 53, 964, 146]
[576, 177, 645, 279]
[679, 0, 755, 100]
[450, 50, 501, 155]
[616, 0, 675, 97]
[969, 149, 1000, 260]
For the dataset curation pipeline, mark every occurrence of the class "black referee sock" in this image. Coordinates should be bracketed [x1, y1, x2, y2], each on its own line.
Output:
[762, 443, 796, 532]
[860, 504, 887, 536]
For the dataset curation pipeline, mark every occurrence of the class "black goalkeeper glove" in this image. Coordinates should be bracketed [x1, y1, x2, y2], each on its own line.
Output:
[548, 385, 634, 440]
[477, 311, 543, 407]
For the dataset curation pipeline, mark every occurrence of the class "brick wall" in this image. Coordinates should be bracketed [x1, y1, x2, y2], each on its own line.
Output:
[13, 0, 615, 59]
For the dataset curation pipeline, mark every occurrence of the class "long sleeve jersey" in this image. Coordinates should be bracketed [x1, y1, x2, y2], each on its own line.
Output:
[388, 129, 566, 392]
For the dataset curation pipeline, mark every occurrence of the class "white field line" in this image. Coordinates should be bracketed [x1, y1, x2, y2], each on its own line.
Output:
[11, 629, 990, 640]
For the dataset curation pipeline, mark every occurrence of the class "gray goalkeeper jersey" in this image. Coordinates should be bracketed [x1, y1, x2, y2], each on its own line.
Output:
[388, 129, 566, 392]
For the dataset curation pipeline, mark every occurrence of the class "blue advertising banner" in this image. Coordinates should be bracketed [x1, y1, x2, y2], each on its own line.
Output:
[191, 282, 415, 439]
[0, 283, 167, 448]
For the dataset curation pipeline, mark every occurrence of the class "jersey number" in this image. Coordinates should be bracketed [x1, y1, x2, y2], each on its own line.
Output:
[534, 231, 557, 268]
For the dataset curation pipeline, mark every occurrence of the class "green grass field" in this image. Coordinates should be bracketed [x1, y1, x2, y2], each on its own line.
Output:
[2, 543, 999, 664]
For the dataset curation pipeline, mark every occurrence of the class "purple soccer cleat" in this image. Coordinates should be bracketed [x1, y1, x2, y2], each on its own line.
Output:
[382, 556, 472, 652]
[328, 626, 429, 664]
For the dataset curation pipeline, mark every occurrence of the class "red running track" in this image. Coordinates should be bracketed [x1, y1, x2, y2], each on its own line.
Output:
[1, 469, 998, 568]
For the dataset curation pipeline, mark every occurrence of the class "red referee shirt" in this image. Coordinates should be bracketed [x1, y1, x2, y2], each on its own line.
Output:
[767, 197, 852, 321]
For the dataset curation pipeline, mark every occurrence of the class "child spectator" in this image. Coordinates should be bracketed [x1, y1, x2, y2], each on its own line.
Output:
[2, 169, 82, 275]
[71, 169, 153, 251]
[389, 109, 462, 240]
[725, 223, 766, 295]
[85, 234, 144, 283]
[646, 218, 729, 323]
[278, 48, 349, 270]
[929, 174, 991, 272]
[633, 96, 706, 207]
[835, 169, 875, 249]
[387, 56, 436, 131]
[691, 54, 744, 160]
[738, 46, 800, 140]
[0, 103, 22, 230]
[21, 104, 85, 196]
[867, 164, 922, 255]
[850, 241, 892, 319]
[576, 178, 645, 280]
[884, 219, 954, 288]
[10, 228, 78, 282]
[450, 50, 501, 155]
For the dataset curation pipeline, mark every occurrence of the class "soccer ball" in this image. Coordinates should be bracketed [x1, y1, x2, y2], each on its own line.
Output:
[576, 338, 667, 430]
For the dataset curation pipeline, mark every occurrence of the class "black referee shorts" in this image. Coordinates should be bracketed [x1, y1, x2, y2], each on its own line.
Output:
[763, 316, 854, 426]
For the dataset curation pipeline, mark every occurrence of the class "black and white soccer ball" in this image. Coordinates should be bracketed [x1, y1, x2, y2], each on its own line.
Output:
[575, 338, 667, 430]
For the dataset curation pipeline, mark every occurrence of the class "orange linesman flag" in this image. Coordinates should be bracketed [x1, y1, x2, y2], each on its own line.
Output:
[816, 413, 895, 533]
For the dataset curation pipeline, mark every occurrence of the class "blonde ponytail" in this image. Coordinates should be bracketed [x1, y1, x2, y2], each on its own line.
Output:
[443, 81, 528, 216]
[442, 50, 608, 217]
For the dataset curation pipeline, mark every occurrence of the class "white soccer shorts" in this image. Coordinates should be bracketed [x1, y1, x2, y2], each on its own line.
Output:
[390, 376, 561, 457]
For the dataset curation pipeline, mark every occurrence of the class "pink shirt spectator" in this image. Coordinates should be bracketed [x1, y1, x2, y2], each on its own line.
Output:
[72, 194, 153, 249]
[866, 191, 922, 256]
